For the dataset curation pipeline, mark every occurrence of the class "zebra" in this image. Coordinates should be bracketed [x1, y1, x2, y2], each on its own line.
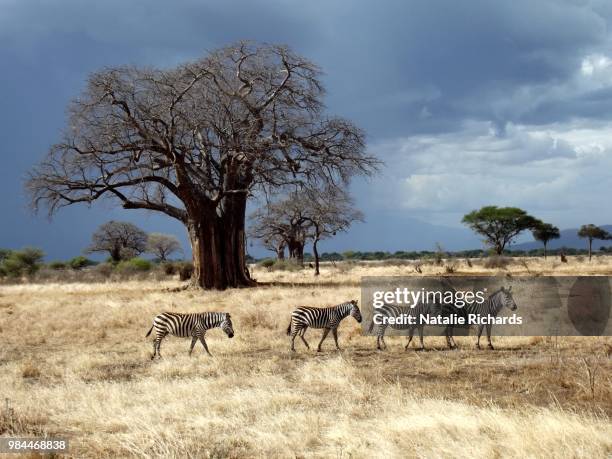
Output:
[286, 300, 362, 352]
[145, 311, 234, 359]
[368, 302, 433, 351]
[448, 286, 517, 349]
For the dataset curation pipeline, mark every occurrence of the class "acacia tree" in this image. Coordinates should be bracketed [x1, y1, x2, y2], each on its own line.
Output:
[146, 233, 183, 261]
[27, 42, 378, 289]
[578, 224, 610, 261]
[531, 223, 560, 259]
[86, 221, 147, 262]
[462, 206, 540, 255]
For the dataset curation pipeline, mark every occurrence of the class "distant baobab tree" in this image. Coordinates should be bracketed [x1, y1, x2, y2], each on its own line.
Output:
[531, 223, 560, 259]
[462, 206, 540, 255]
[86, 221, 147, 262]
[577, 224, 610, 261]
[301, 187, 363, 275]
[26, 42, 378, 289]
[249, 187, 362, 274]
[249, 193, 312, 264]
[146, 233, 183, 262]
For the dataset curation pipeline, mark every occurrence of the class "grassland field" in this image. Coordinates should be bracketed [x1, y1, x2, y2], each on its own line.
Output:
[0, 257, 611, 458]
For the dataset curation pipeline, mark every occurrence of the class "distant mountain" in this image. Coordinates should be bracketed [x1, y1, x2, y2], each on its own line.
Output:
[511, 225, 612, 251]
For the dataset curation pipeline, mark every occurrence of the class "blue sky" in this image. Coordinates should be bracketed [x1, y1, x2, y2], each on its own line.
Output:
[2, 0, 612, 259]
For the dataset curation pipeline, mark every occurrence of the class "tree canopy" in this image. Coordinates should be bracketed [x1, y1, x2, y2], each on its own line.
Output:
[462, 206, 541, 255]
[27, 42, 379, 288]
[86, 221, 147, 262]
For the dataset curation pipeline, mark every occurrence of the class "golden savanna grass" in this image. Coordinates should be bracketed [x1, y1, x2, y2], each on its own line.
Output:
[0, 258, 611, 458]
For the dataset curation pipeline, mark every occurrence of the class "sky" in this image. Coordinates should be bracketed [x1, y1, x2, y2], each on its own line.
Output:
[2, 0, 612, 259]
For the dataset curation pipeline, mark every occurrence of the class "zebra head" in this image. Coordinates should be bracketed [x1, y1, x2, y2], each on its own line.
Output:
[350, 300, 362, 323]
[221, 313, 235, 338]
[499, 286, 517, 311]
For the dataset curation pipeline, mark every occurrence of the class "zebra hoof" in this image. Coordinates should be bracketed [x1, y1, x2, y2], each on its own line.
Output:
[488, 345, 494, 350]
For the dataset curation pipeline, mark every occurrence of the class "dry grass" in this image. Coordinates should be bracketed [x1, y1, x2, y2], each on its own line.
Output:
[0, 261, 611, 458]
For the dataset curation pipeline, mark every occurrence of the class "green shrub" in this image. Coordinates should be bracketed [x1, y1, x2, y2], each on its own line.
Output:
[48, 261, 67, 270]
[69, 256, 94, 270]
[259, 258, 275, 269]
[115, 258, 152, 273]
[0, 247, 45, 277]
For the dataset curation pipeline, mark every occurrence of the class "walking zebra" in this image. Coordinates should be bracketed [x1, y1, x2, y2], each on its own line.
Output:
[448, 286, 517, 349]
[368, 302, 433, 351]
[145, 311, 234, 359]
[286, 300, 362, 352]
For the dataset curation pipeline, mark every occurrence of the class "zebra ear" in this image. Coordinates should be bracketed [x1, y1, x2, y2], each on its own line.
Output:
[225, 313, 231, 319]
[508, 285, 512, 291]
[500, 286, 505, 292]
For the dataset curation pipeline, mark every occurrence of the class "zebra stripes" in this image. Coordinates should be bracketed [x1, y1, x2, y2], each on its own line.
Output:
[145, 311, 234, 359]
[368, 285, 517, 351]
[368, 302, 433, 351]
[286, 300, 362, 352]
[450, 286, 517, 349]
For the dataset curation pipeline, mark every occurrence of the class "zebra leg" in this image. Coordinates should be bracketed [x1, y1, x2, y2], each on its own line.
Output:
[405, 328, 414, 350]
[486, 324, 494, 350]
[290, 328, 299, 352]
[198, 334, 212, 356]
[417, 326, 425, 351]
[332, 327, 341, 350]
[299, 328, 310, 349]
[151, 338, 158, 360]
[189, 335, 198, 356]
[476, 324, 484, 349]
[155, 338, 163, 359]
[317, 328, 331, 352]
[378, 324, 387, 350]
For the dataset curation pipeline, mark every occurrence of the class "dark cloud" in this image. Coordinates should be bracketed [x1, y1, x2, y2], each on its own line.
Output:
[2, 0, 612, 257]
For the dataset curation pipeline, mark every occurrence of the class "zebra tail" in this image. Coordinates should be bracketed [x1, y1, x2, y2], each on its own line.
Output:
[145, 325, 154, 338]
[286, 320, 292, 335]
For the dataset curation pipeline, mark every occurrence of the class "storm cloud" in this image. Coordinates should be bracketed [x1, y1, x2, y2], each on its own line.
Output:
[2, 0, 612, 257]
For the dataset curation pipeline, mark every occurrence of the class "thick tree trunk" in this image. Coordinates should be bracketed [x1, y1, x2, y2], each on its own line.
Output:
[187, 198, 255, 289]
[287, 239, 305, 265]
[313, 237, 320, 276]
[275, 242, 286, 260]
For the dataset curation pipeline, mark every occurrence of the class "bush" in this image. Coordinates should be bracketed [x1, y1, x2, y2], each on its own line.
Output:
[270, 259, 303, 272]
[179, 262, 194, 281]
[484, 256, 511, 269]
[259, 259, 275, 270]
[161, 262, 178, 275]
[115, 258, 152, 274]
[92, 263, 114, 278]
[69, 256, 94, 270]
[48, 261, 67, 270]
[0, 247, 45, 277]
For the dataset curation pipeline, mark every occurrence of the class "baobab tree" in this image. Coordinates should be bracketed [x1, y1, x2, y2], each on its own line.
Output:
[86, 221, 147, 262]
[146, 233, 183, 262]
[249, 194, 311, 264]
[249, 187, 362, 274]
[301, 187, 363, 275]
[26, 42, 378, 289]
